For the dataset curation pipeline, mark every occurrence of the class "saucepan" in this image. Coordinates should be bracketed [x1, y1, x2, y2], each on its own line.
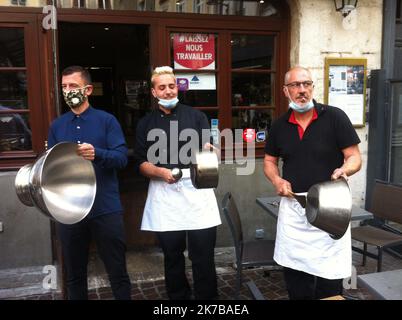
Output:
[171, 151, 219, 189]
[15, 142, 97, 224]
[290, 177, 352, 239]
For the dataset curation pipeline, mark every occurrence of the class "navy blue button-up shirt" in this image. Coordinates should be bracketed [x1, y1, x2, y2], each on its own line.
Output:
[48, 106, 128, 219]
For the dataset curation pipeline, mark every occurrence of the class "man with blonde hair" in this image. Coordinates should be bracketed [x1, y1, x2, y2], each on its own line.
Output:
[134, 66, 221, 300]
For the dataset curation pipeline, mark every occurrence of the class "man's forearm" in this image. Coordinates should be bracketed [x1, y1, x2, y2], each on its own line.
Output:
[139, 162, 166, 180]
[263, 157, 281, 185]
[341, 154, 362, 177]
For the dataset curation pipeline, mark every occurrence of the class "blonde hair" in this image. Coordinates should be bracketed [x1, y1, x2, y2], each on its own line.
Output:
[151, 66, 176, 87]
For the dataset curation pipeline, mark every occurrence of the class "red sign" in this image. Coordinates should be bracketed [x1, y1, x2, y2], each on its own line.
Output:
[243, 129, 256, 143]
[173, 34, 215, 70]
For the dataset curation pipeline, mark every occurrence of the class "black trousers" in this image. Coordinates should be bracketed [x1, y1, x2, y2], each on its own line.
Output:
[283, 267, 343, 300]
[58, 213, 131, 300]
[156, 226, 218, 300]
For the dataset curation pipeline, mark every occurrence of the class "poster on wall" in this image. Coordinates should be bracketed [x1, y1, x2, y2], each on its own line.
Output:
[173, 33, 215, 70]
[324, 58, 367, 127]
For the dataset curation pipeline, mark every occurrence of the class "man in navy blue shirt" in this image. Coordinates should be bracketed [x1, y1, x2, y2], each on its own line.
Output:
[48, 65, 131, 300]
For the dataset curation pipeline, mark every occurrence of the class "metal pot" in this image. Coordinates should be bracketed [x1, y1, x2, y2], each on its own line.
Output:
[190, 151, 219, 189]
[15, 142, 97, 224]
[306, 177, 352, 239]
[292, 177, 352, 239]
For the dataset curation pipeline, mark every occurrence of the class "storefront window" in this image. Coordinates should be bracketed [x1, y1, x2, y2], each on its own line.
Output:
[231, 33, 275, 141]
[232, 73, 273, 107]
[0, 28, 32, 153]
[168, 30, 277, 150]
[54, 0, 282, 17]
[6, 0, 46, 7]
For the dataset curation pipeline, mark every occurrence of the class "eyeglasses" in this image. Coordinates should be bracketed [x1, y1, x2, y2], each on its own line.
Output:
[285, 81, 314, 89]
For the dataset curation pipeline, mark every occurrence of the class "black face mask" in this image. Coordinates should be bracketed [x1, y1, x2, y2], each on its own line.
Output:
[62, 87, 88, 108]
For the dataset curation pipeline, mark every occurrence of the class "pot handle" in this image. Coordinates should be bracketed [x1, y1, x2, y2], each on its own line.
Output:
[289, 191, 307, 208]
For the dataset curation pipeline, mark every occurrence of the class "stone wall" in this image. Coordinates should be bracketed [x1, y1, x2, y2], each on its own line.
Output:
[288, 0, 383, 207]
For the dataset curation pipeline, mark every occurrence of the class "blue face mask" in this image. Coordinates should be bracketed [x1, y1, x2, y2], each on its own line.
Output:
[288, 99, 314, 113]
[158, 97, 179, 109]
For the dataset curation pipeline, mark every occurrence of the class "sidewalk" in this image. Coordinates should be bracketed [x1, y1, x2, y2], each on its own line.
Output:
[1, 246, 401, 300]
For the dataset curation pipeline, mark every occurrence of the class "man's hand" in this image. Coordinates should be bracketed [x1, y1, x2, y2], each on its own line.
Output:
[273, 176, 293, 197]
[331, 168, 348, 180]
[160, 167, 177, 184]
[77, 143, 95, 161]
[264, 154, 293, 197]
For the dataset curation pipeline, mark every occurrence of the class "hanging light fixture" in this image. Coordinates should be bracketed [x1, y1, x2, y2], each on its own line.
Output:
[334, 0, 358, 17]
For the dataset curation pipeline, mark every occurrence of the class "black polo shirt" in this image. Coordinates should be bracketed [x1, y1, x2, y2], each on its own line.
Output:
[265, 101, 361, 193]
[134, 103, 210, 170]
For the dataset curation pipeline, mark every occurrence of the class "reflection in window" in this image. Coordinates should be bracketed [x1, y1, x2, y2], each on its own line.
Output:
[0, 112, 32, 151]
[98, 0, 111, 9]
[54, 0, 282, 16]
[73, 0, 86, 8]
[11, 0, 27, 6]
[0, 26, 32, 155]
[232, 73, 273, 107]
[0, 72, 28, 110]
[193, 0, 204, 14]
[178, 90, 217, 108]
[0, 28, 25, 67]
[176, 0, 184, 12]
[232, 109, 273, 139]
[231, 34, 274, 69]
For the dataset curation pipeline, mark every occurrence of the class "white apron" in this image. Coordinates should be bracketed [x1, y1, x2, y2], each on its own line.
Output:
[274, 196, 352, 279]
[141, 169, 221, 232]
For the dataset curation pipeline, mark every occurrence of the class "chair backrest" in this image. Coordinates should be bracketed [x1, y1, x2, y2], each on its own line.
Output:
[222, 192, 243, 257]
[370, 180, 402, 224]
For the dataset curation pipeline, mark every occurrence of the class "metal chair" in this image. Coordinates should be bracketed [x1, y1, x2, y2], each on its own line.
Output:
[222, 192, 277, 299]
[352, 180, 402, 272]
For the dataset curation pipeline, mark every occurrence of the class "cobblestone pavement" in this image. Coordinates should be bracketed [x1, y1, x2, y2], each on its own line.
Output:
[1, 245, 402, 301]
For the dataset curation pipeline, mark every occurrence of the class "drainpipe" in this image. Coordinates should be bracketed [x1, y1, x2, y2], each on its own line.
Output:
[50, 0, 61, 117]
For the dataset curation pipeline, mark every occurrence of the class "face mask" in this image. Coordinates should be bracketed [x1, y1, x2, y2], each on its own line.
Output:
[158, 97, 179, 109]
[285, 86, 314, 113]
[288, 99, 314, 113]
[63, 87, 88, 109]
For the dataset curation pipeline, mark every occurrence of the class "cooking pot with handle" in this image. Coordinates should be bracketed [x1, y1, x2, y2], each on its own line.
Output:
[305, 177, 352, 239]
[291, 177, 352, 239]
[190, 151, 219, 189]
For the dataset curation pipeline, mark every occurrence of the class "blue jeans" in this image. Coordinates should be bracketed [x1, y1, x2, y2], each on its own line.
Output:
[58, 213, 131, 300]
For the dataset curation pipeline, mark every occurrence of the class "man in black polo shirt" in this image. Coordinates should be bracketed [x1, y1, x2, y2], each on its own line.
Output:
[264, 66, 362, 300]
[134, 66, 221, 300]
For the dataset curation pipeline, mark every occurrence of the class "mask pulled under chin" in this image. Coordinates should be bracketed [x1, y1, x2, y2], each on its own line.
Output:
[158, 97, 179, 109]
[63, 87, 88, 108]
[288, 99, 314, 113]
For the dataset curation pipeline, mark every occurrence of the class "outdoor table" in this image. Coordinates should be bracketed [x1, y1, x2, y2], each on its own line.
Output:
[357, 269, 402, 300]
[256, 196, 373, 221]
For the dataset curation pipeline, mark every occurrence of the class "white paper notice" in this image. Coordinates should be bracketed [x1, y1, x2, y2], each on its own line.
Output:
[328, 65, 365, 126]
